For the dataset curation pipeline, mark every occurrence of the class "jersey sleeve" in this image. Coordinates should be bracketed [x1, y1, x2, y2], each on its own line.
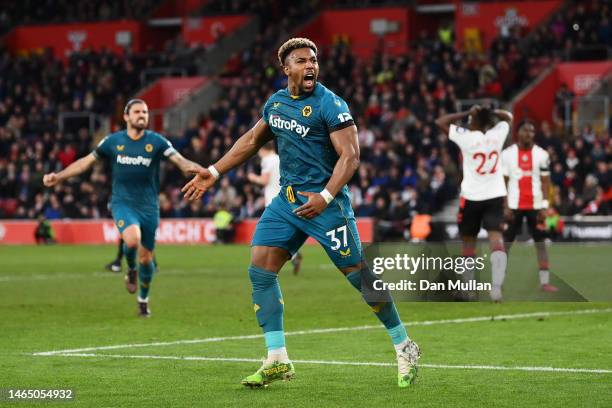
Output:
[448, 124, 470, 148]
[501, 148, 511, 177]
[158, 134, 177, 160]
[321, 94, 355, 133]
[92, 135, 112, 159]
[539, 149, 550, 176]
[494, 121, 510, 145]
[261, 97, 273, 124]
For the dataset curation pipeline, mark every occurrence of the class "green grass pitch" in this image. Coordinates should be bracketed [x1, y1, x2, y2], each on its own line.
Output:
[0, 244, 611, 407]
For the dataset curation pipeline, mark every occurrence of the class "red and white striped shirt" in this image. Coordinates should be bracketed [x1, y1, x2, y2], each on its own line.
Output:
[502, 144, 550, 210]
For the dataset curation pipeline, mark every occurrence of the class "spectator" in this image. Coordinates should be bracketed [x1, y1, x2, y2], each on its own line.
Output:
[34, 214, 55, 244]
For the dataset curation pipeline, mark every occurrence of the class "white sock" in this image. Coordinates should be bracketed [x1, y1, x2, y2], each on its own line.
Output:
[137, 296, 148, 303]
[267, 347, 290, 363]
[394, 339, 409, 354]
[491, 250, 507, 289]
[539, 270, 550, 285]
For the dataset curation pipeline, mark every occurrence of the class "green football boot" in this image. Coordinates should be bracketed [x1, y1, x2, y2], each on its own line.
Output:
[397, 339, 420, 388]
[241, 360, 295, 388]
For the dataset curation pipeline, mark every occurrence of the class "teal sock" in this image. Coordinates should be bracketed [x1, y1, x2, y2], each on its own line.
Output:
[248, 265, 285, 350]
[264, 331, 285, 351]
[387, 323, 408, 346]
[138, 261, 155, 300]
[346, 270, 406, 343]
[123, 244, 137, 270]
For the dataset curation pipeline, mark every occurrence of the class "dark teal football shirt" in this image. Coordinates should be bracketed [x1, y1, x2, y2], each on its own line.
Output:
[262, 82, 355, 200]
[93, 130, 176, 210]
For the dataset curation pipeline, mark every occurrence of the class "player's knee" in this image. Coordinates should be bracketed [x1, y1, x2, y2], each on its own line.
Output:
[339, 262, 361, 276]
[122, 226, 140, 248]
[251, 246, 289, 273]
[138, 248, 154, 264]
[124, 238, 139, 249]
[488, 231, 505, 252]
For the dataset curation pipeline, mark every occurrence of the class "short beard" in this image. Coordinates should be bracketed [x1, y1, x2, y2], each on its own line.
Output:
[131, 121, 147, 131]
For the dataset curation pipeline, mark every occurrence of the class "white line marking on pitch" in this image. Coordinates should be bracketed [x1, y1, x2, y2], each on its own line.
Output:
[32, 308, 612, 356]
[38, 353, 612, 374]
[0, 268, 216, 283]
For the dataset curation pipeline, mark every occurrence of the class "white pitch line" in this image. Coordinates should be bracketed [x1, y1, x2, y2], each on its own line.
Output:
[32, 308, 612, 356]
[39, 353, 612, 374]
[0, 272, 114, 282]
[0, 268, 217, 283]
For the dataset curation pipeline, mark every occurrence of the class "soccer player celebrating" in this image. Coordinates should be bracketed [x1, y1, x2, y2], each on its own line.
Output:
[435, 105, 513, 302]
[43, 99, 203, 317]
[183, 38, 420, 388]
[501, 120, 558, 292]
[247, 142, 303, 275]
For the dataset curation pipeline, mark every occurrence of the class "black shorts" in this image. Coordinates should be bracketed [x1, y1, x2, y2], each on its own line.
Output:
[503, 209, 545, 242]
[457, 196, 504, 237]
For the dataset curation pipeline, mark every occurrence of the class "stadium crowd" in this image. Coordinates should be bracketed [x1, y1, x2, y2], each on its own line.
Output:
[527, 0, 611, 61]
[0, 0, 610, 227]
[0, 0, 160, 35]
[0, 42, 200, 219]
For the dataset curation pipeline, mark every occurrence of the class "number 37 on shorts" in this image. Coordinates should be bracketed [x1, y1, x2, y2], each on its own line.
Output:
[322, 223, 362, 268]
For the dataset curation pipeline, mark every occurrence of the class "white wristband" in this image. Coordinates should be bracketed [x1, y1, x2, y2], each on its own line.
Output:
[207, 165, 220, 179]
[541, 199, 549, 209]
[320, 189, 334, 204]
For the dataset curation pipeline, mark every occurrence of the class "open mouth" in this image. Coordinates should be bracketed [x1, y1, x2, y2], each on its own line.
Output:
[303, 73, 315, 88]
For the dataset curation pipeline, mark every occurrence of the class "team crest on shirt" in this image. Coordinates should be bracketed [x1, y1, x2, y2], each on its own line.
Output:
[116, 145, 125, 151]
[334, 98, 341, 107]
[302, 105, 312, 117]
[117, 220, 125, 228]
[145, 144, 153, 153]
[522, 154, 528, 162]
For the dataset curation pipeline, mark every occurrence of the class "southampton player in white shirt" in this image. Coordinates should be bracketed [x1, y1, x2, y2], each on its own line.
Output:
[248, 142, 304, 274]
[436, 105, 513, 302]
[501, 120, 558, 292]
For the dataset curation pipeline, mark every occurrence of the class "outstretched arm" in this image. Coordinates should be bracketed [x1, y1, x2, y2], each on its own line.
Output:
[213, 119, 274, 174]
[168, 152, 205, 175]
[182, 119, 274, 201]
[294, 124, 359, 219]
[43, 153, 97, 187]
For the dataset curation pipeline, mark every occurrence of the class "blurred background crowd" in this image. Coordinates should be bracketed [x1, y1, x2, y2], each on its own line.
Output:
[0, 0, 610, 233]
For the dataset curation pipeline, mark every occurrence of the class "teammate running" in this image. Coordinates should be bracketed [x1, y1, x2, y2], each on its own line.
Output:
[183, 38, 420, 388]
[501, 120, 558, 292]
[435, 105, 513, 302]
[44, 99, 202, 316]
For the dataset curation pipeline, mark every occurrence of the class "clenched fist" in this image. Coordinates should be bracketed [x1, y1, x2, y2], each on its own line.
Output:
[43, 173, 60, 187]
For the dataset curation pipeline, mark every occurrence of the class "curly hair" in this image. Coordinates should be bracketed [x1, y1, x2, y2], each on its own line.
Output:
[277, 37, 318, 66]
[474, 105, 495, 131]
